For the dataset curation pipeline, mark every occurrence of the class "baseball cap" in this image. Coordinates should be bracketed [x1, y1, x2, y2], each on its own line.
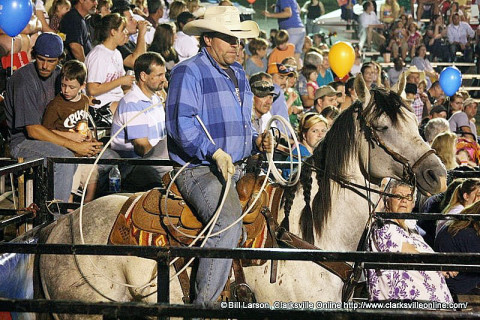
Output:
[429, 105, 447, 116]
[33, 33, 64, 58]
[430, 105, 447, 115]
[251, 80, 275, 97]
[463, 98, 478, 108]
[314, 85, 341, 100]
[267, 63, 294, 75]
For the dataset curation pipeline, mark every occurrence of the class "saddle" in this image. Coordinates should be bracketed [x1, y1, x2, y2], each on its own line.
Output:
[108, 172, 281, 249]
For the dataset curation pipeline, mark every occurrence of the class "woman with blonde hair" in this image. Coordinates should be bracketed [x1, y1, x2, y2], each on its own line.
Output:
[169, 1, 187, 21]
[431, 131, 458, 170]
[435, 201, 480, 295]
[282, 112, 328, 178]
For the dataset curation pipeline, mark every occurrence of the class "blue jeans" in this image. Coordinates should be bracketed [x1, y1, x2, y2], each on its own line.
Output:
[305, 18, 320, 36]
[11, 139, 76, 202]
[174, 165, 243, 306]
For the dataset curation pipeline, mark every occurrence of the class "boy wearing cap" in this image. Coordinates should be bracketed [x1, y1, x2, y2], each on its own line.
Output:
[267, 63, 294, 138]
[313, 85, 341, 114]
[5, 33, 102, 203]
[166, 6, 271, 305]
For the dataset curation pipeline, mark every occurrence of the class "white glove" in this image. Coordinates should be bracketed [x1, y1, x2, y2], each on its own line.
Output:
[212, 148, 235, 181]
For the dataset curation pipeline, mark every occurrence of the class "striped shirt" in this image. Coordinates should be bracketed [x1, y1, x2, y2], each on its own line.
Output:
[111, 83, 166, 158]
[166, 47, 258, 167]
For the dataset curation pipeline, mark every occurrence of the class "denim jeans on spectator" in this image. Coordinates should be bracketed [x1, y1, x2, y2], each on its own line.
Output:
[287, 27, 306, 54]
[11, 139, 77, 202]
[305, 18, 320, 36]
[341, 5, 358, 22]
[174, 165, 243, 306]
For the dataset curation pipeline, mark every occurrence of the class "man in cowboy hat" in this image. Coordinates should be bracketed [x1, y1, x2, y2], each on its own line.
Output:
[405, 65, 429, 123]
[165, 6, 272, 306]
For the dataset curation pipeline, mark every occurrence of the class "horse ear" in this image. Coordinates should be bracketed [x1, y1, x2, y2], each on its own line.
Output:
[354, 74, 371, 104]
[392, 72, 407, 96]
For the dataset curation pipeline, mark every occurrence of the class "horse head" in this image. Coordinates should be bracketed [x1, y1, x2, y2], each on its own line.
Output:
[353, 74, 447, 195]
[290, 74, 447, 244]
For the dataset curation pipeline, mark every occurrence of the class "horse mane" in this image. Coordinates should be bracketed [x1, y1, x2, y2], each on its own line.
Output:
[285, 88, 407, 244]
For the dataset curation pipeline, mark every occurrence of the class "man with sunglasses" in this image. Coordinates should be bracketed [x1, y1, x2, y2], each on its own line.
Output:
[166, 6, 272, 306]
[251, 80, 276, 133]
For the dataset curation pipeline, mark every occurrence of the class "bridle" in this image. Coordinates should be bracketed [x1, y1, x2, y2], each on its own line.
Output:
[356, 99, 436, 190]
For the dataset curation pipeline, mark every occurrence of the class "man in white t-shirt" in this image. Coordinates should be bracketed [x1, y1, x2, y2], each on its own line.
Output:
[359, 1, 385, 51]
[449, 98, 478, 141]
[174, 11, 199, 62]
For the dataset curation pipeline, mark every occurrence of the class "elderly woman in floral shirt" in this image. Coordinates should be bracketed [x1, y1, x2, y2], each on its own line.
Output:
[368, 179, 456, 303]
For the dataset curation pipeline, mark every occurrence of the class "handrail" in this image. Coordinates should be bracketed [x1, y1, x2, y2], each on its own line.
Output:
[3, 243, 480, 267]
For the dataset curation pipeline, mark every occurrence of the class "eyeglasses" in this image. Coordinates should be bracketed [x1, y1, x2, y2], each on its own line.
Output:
[392, 194, 414, 201]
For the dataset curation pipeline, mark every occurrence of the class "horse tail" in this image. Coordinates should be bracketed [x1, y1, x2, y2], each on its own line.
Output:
[300, 162, 315, 244]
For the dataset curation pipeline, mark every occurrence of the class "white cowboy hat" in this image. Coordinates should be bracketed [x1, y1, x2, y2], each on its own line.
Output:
[183, 6, 259, 39]
[404, 65, 426, 83]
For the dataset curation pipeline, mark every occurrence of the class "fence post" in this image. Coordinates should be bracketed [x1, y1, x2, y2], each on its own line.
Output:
[46, 158, 55, 220]
[157, 251, 170, 320]
[34, 163, 47, 226]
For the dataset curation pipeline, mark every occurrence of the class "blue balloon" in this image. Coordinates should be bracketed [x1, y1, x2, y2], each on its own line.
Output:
[0, 0, 33, 37]
[439, 66, 462, 97]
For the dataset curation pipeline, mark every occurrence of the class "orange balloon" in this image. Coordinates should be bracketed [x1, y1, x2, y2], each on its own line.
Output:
[328, 42, 355, 78]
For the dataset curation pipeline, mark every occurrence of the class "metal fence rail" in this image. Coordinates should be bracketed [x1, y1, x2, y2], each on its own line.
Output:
[2, 243, 480, 318]
[1, 298, 479, 319]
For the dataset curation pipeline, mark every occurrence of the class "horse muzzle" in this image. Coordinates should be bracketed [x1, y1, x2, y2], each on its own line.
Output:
[414, 152, 447, 195]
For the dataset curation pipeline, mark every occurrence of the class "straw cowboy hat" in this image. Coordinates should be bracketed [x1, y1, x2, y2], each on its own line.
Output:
[404, 65, 426, 83]
[183, 6, 259, 39]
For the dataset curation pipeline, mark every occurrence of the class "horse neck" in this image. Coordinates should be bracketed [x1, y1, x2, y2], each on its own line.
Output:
[288, 152, 372, 252]
[317, 159, 372, 251]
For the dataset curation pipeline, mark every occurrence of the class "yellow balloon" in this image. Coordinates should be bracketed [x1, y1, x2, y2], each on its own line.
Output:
[328, 42, 355, 78]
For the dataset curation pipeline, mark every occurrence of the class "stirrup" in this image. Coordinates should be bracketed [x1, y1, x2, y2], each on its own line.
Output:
[231, 282, 256, 303]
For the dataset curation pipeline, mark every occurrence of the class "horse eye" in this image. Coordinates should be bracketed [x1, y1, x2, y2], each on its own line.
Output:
[375, 126, 388, 132]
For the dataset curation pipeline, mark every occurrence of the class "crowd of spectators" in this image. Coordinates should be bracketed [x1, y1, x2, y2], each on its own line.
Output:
[3, 0, 480, 304]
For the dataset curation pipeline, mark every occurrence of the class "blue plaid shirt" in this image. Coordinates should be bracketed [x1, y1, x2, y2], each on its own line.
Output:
[166, 47, 258, 167]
